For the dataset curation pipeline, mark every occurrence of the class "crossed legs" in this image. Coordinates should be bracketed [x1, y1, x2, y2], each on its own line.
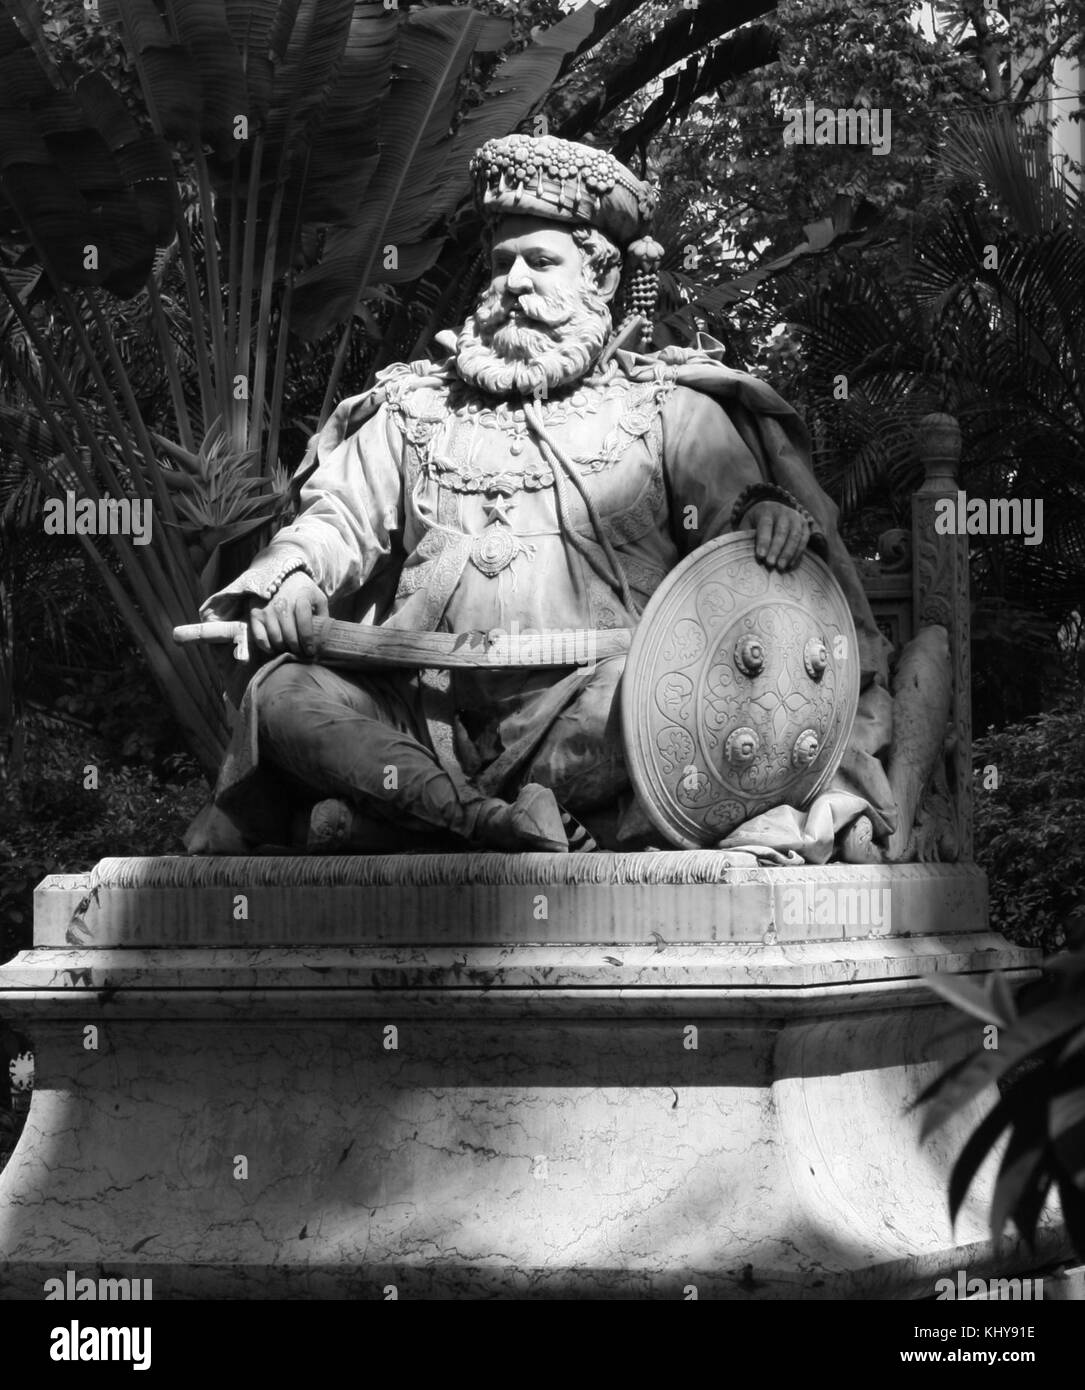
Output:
[257, 661, 570, 851]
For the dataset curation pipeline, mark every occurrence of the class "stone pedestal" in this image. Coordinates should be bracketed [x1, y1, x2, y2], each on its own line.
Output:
[0, 854, 1067, 1298]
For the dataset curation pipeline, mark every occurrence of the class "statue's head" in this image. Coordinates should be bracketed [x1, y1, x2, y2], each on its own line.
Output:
[457, 135, 660, 396]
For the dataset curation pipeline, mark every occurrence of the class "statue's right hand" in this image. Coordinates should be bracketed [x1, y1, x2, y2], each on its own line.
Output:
[248, 572, 328, 658]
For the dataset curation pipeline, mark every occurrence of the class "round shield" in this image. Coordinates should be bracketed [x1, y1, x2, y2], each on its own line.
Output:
[620, 533, 860, 848]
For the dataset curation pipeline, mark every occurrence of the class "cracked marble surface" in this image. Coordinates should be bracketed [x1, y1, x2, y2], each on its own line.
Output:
[0, 1009, 1064, 1298]
[0, 935, 1037, 1021]
[0, 856, 1061, 1299]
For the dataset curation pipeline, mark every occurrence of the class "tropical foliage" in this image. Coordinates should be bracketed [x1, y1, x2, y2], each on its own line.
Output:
[787, 112, 1085, 727]
[917, 940, 1085, 1261]
[554, 0, 1085, 367]
[973, 694, 1085, 955]
[0, 0, 626, 777]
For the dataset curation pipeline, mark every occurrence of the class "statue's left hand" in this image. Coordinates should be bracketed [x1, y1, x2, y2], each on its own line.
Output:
[741, 500, 811, 571]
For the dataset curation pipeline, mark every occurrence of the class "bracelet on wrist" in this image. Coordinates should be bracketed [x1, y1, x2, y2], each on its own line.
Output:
[731, 483, 815, 533]
[254, 558, 316, 601]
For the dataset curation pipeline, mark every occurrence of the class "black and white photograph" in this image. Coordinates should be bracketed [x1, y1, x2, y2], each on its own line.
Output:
[0, 0, 1082, 1359]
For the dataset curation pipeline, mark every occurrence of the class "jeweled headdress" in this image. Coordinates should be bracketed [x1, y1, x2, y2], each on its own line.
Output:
[470, 133, 656, 247]
[470, 133, 664, 348]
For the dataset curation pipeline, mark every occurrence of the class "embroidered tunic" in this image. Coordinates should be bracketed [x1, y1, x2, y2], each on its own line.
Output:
[207, 363, 764, 639]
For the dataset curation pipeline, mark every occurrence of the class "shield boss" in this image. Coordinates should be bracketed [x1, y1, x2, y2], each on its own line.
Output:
[620, 533, 860, 848]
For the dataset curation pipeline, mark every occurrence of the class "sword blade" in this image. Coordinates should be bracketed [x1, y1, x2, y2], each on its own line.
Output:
[173, 618, 630, 669]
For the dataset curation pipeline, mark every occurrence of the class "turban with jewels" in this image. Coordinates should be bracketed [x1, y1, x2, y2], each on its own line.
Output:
[470, 134, 656, 249]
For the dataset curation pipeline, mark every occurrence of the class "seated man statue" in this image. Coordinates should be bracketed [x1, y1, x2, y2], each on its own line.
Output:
[186, 133, 897, 858]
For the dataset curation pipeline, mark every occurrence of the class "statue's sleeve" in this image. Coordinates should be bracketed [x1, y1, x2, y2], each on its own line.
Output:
[660, 385, 765, 553]
[200, 402, 404, 619]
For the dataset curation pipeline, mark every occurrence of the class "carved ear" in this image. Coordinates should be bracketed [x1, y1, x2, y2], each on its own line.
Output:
[596, 260, 622, 302]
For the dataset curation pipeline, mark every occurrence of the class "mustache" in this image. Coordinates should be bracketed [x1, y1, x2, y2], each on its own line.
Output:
[475, 286, 578, 331]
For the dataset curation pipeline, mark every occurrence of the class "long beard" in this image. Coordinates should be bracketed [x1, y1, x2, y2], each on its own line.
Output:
[455, 280, 613, 397]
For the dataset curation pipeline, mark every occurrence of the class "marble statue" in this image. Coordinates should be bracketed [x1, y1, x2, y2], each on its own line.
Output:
[183, 133, 912, 859]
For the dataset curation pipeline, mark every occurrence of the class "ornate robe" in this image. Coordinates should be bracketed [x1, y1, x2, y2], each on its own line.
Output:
[215, 367, 764, 637]
[194, 337, 895, 853]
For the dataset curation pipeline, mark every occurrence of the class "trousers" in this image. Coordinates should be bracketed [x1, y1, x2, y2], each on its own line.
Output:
[256, 656, 631, 841]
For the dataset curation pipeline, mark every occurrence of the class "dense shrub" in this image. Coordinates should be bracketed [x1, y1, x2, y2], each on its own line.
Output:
[0, 713, 206, 965]
[973, 692, 1085, 955]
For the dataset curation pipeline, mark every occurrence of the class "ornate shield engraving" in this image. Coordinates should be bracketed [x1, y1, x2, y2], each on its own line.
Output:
[620, 533, 860, 848]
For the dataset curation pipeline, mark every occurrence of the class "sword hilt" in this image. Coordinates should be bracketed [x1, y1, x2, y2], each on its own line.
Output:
[173, 621, 250, 663]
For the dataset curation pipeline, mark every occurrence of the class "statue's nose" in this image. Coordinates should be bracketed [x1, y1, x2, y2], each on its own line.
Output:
[506, 259, 533, 293]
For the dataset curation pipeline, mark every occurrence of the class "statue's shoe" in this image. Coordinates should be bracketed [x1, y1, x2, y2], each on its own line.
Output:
[471, 782, 570, 853]
[305, 798, 352, 849]
[304, 784, 574, 854]
[304, 801, 450, 853]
